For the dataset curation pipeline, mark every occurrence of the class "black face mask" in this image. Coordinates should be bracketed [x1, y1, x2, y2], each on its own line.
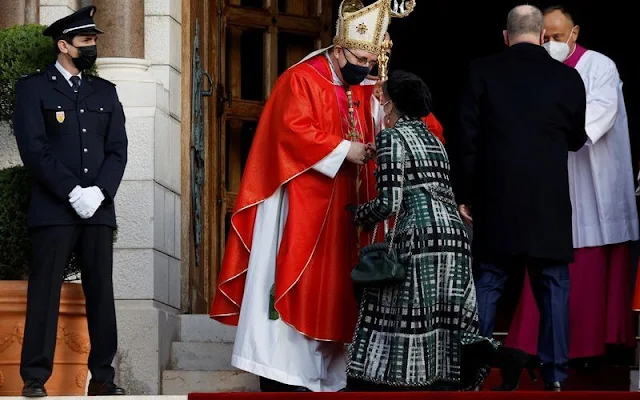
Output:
[340, 60, 370, 86]
[369, 64, 379, 78]
[70, 45, 97, 71]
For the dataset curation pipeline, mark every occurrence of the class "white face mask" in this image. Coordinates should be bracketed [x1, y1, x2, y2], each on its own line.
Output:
[543, 40, 570, 62]
[543, 27, 575, 62]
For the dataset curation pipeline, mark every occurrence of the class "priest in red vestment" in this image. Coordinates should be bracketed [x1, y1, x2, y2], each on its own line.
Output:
[210, 0, 415, 392]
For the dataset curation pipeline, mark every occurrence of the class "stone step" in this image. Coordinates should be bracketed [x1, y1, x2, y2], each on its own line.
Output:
[177, 314, 236, 343]
[162, 370, 259, 394]
[170, 341, 235, 371]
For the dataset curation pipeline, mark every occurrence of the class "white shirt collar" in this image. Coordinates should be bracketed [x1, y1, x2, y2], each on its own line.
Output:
[55, 60, 82, 87]
[324, 52, 343, 86]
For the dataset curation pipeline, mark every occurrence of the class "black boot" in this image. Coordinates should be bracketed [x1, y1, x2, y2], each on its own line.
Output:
[544, 381, 562, 391]
[22, 380, 47, 397]
[491, 346, 537, 391]
[460, 341, 496, 390]
[87, 381, 125, 396]
[260, 377, 310, 392]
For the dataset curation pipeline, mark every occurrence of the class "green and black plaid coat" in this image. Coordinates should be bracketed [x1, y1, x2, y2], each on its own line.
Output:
[347, 117, 498, 389]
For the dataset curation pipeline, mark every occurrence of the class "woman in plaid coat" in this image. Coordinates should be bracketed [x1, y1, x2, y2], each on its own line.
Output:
[346, 71, 527, 391]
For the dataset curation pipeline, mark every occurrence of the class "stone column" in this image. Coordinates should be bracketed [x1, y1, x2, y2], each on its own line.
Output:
[0, 0, 39, 29]
[39, 0, 77, 26]
[91, 0, 144, 58]
[91, 0, 182, 395]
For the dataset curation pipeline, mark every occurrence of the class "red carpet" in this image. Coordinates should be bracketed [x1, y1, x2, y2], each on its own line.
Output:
[190, 392, 640, 399]
[480, 366, 632, 391]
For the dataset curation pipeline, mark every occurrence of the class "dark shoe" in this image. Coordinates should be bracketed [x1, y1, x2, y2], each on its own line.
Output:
[22, 380, 47, 397]
[87, 381, 126, 396]
[491, 346, 537, 391]
[293, 386, 311, 392]
[544, 381, 562, 392]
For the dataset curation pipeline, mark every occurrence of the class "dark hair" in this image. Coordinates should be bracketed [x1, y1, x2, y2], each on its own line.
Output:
[53, 33, 77, 54]
[382, 70, 432, 119]
[542, 5, 575, 25]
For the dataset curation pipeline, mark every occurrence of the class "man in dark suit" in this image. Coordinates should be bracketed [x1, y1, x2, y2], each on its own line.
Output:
[453, 4, 587, 392]
[13, 6, 127, 397]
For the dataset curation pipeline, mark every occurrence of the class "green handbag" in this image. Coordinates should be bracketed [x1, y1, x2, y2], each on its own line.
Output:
[351, 145, 407, 286]
[351, 241, 405, 285]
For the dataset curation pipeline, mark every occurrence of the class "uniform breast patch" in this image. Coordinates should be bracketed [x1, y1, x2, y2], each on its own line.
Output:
[55, 111, 65, 123]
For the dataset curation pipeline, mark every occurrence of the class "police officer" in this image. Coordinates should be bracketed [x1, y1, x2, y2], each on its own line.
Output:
[13, 6, 127, 397]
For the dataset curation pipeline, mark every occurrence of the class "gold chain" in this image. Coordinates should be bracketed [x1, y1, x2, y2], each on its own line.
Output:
[346, 89, 363, 142]
[346, 88, 364, 249]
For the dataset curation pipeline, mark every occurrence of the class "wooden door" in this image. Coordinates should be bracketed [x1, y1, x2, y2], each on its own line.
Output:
[182, 0, 218, 313]
[212, 0, 333, 309]
[184, 0, 333, 313]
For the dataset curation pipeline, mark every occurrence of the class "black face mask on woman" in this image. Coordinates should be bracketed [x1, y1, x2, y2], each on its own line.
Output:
[340, 59, 370, 86]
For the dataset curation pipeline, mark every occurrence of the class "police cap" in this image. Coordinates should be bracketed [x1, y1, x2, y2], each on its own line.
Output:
[42, 6, 104, 38]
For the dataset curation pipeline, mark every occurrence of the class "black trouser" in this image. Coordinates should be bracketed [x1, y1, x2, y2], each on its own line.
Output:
[474, 257, 570, 383]
[20, 225, 117, 384]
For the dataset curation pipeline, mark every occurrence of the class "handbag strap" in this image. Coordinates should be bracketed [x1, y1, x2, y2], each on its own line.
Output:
[370, 143, 407, 255]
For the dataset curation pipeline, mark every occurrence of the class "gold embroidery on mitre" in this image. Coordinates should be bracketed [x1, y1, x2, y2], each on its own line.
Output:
[341, 0, 363, 13]
[333, 0, 416, 81]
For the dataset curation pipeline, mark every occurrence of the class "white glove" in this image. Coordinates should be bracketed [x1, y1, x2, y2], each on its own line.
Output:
[69, 186, 105, 219]
[69, 185, 82, 199]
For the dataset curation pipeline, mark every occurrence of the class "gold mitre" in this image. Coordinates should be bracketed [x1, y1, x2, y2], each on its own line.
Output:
[334, 0, 415, 80]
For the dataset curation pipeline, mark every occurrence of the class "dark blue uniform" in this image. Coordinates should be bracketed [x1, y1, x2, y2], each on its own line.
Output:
[14, 65, 127, 227]
[15, 5, 128, 395]
[14, 64, 127, 387]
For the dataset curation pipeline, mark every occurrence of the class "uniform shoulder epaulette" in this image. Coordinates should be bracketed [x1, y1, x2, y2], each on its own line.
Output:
[17, 70, 43, 81]
[87, 74, 116, 87]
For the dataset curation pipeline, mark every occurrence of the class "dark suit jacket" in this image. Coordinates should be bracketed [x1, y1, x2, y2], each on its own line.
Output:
[13, 64, 128, 228]
[453, 43, 587, 263]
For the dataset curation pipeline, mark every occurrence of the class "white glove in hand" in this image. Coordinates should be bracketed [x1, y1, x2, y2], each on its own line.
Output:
[69, 185, 82, 199]
[69, 186, 105, 219]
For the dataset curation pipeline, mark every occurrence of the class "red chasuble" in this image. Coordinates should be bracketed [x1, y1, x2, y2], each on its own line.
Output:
[210, 55, 380, 342]
[422, 113, 445, 144]
[424, 113, 445, 144]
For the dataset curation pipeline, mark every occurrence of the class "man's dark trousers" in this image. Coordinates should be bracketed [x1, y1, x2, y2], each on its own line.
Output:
[473, 257, 570, 383]
[20, 225, 117, 384]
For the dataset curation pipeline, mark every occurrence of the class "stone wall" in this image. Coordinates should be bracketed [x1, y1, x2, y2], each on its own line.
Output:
[94, 0, 183, 394]
[0, 123, 21, 169]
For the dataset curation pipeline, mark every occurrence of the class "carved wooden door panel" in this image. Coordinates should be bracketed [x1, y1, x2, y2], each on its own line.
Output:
[184, 0, 217, 313]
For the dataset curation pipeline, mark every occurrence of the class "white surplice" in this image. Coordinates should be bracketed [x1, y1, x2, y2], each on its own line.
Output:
[231, 53, 362, 392]
[231, 143, 350, 392]
[569, 50, 639, 248]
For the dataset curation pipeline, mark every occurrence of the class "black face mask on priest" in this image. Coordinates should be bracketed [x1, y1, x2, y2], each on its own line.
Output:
[336, 46, 377, 86]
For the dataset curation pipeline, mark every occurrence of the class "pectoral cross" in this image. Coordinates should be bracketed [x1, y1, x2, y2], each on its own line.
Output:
[346, 88, 365, 251]
[348, 130, 360, 141]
